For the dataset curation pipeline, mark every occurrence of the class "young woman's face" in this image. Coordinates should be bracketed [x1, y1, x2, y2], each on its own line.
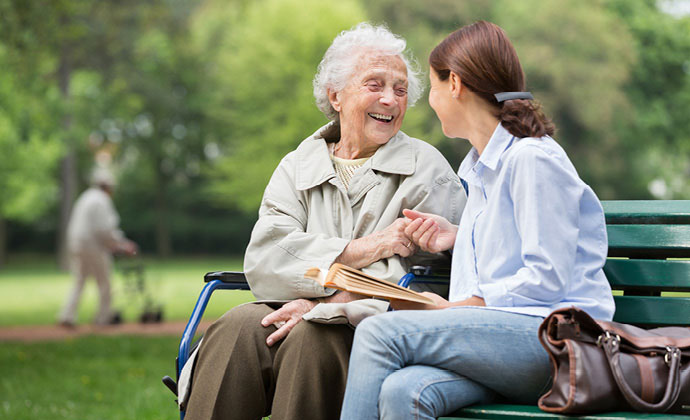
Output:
[428, 68, 458, 138]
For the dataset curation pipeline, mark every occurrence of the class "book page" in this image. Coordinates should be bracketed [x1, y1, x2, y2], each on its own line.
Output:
[304, 264, 434, 304]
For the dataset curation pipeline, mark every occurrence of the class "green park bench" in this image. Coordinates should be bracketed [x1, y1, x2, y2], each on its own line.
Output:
[439, 200, 690, 420]
[168, 200, 690, 420]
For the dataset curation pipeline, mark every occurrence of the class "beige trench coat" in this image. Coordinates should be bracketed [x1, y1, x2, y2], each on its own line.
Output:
[244, 123, 467, 323]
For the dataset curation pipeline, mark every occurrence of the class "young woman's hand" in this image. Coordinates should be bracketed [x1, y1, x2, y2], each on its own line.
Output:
[402, 209, 458, 253]
[390, 293, 485, 311]
[390, 292, 450, 310]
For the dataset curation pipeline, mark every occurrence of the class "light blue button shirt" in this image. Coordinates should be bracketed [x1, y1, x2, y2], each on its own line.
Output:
[449, 123, 615, 320]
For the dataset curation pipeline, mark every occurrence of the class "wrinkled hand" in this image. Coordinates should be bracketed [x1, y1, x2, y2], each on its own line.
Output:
[335, 218, 417, 269]
[402, 209, 458, 253]
[260, 299, 317, 346]
[373, 217, 417, 259]
[390, 292, 450, 311]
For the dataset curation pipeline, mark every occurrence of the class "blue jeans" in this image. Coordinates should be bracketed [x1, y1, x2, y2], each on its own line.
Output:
[339, 307, 551, 420]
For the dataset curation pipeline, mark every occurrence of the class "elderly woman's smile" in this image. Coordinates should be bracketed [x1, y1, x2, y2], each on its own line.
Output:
[328, 54, 409, 159]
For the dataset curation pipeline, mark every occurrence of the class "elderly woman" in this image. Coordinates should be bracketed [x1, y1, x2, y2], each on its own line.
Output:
[184, 23, 466, 420]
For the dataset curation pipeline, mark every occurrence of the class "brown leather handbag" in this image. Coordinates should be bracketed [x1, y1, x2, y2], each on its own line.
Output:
[538, 307, 690, 414]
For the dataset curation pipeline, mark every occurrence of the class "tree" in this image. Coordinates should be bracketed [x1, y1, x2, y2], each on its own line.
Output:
[371, 0, 639, 198]
[494, 0, 637, 198]
[0, 0, 171, 264]
[607, 0, 690, 199]
[193, 0, 367, 212]
[0, 45, 62, 266]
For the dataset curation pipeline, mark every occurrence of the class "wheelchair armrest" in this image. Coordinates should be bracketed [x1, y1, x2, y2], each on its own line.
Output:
[410, 265, 451, 278]
[204, 271, 247, 286]
[404, 266, 451, 299]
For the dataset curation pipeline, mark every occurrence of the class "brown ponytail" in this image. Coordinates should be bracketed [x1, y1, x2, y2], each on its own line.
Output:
[499, 99, 555, 138]
[429, 21, 555, 138]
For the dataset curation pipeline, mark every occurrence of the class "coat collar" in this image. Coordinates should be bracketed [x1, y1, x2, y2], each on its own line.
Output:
[458, 122, 515, 181]
[295, 122, 416, 191]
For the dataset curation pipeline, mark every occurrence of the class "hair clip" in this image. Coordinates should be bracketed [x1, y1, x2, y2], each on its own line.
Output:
[494, 92, 533, 102]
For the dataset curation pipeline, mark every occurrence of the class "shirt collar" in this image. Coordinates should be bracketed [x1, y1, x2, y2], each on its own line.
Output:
[295, 122, 415, 190]
[458, 123, 515, 180]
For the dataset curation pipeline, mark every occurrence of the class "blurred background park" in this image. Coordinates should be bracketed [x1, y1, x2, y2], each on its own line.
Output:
[1, 0, 689, 418]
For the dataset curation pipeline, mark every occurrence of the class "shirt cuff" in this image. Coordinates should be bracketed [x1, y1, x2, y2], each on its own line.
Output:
[478, 281, 513, 307]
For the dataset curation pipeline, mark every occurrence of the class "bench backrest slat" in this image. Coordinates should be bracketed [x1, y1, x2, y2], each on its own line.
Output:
[601, 200, 690, 327]
[613, 296, 690, 326]
[604, 259, 690, 291]
[606, 225, 690, 258]
[603, 200, 690, 224]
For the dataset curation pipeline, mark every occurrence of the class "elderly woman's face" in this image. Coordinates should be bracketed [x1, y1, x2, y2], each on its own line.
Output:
[332, 53, 408, 149]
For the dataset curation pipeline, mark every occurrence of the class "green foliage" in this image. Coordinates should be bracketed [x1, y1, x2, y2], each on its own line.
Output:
[494, 0, 638, 198]
[607, 0, 690, 199]
[2, 0, 690, 255]
[0, 46, 61, 222]
[371, 0, 642, 197]
[195, 0, 366, 212]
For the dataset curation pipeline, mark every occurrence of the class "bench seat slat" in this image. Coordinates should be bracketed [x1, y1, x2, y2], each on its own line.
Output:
[603, 200, 690, 224]
[606, 225, 690, 258]
[444, 404, 689, 419]
[604, 259, 690, 291]
[612, 295, 690, 326]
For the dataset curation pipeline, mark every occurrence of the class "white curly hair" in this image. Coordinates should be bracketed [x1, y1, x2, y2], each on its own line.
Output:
[313, 22, 423, 120]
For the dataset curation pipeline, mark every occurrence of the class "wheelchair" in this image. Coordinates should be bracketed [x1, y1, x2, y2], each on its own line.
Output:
[162, 266, 449, 420]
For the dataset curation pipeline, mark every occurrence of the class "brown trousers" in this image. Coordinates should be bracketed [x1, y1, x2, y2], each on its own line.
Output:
[184, 303, 355, 420]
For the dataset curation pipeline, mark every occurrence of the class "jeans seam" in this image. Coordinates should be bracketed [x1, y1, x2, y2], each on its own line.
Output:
[388, 324, 537, 342]
[413, 376, 466, 420]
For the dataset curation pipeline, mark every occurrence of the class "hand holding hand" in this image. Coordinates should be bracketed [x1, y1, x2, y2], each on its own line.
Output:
[260, 299, 317, 346]
[374, 217, 417, 259]
[402, 209, 457, 253]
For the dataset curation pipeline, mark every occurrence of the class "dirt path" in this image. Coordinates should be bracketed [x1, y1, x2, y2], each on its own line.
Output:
[0, 320, 214, 342]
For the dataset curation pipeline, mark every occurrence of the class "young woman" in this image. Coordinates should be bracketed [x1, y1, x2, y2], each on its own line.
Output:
[339, 21, 615, 420]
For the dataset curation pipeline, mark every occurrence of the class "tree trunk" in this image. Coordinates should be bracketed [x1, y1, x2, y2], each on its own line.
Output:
[154, 163, 172, 257]
[56, 40, 77, 271]
[0, 217, 6, 268]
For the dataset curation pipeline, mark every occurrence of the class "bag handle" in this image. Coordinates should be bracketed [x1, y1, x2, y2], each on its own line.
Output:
[601, 333, 682, 412]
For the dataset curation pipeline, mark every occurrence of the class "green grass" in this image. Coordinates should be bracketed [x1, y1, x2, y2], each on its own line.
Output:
[0, 255, 255, 326]
[0, 255, 259, 419]
[0, 335, 180, 420]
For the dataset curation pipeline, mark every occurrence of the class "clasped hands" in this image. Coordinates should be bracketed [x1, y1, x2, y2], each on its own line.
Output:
[261, 209, 465, 346]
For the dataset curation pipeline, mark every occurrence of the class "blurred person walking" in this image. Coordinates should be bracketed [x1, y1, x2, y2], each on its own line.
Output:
[58, 167, 137, 328]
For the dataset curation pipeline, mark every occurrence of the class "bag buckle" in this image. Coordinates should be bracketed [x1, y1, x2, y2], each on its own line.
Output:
[665, 346, 680, 366]
[597, 331, 620, 347]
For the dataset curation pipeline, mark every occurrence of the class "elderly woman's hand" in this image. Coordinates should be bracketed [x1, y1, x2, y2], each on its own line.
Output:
[261, 299, 317, 346]
[373, 217, 418, 258]
[402, 209, 458, 253]
[335, 218, 416, 269]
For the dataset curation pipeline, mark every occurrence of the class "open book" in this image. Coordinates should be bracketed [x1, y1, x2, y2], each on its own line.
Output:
[305, 263, 434, 305]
